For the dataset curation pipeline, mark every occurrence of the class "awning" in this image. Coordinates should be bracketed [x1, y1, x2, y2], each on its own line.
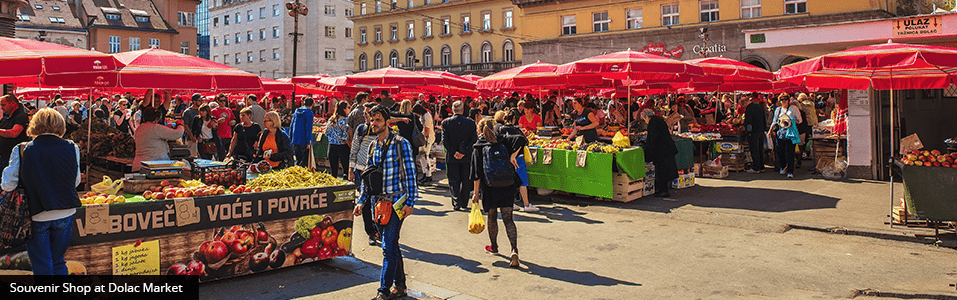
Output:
[744, 12, 957, 58]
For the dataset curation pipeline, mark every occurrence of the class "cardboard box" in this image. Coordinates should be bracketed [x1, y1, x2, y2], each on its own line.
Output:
[671, 173, 696, 189]
[900, 133, 923, 154]
[701, 165, 729, 178]
[716, 142, 744, 153]
[643, 177, 655, 196]
[693, 164, 701, 176]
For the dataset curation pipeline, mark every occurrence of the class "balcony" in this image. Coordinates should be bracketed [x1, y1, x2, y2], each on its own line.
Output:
[398, 61, 522, 76]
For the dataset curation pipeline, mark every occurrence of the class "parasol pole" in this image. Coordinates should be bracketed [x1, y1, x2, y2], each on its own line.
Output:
[86, 87, 94, 188]
[888, 75, 895, 227]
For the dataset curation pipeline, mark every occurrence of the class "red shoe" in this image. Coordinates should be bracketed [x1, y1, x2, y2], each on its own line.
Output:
[484, 245, 498, 254]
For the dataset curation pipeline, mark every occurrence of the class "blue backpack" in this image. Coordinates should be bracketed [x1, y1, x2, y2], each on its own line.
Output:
[482, 142, 514, 187]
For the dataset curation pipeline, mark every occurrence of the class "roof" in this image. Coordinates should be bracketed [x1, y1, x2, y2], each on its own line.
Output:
[83, 0, 175, 32]
[16, 0, 85, 30]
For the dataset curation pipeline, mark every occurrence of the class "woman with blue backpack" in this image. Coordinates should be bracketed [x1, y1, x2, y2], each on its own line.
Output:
[768, 93, 803, 178]
[470, 117, 527, 268]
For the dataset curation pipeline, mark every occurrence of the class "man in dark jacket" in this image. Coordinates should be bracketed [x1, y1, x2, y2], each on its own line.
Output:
[441, 100, 478, 211]
[290, 97, 315, 167]
[641, 109, 678, 198]
[743, 95, 767, 173]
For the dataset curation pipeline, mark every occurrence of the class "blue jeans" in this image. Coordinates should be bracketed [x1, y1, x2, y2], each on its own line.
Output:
[294, 144, 310, 167]
[376, 208, 405, 294]
[27, 215, 74, 275]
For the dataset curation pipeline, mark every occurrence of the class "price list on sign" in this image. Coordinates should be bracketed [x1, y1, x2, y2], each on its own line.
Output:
[112, 239, 160, 275]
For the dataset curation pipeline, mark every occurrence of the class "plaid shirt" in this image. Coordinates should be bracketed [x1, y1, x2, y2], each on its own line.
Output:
[357, 131, 419, 207]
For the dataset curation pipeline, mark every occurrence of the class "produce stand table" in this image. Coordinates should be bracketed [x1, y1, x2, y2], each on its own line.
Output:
[898, 163, 957, 240]
[0, 184, 357, 281]
[525, 147, 646, 201]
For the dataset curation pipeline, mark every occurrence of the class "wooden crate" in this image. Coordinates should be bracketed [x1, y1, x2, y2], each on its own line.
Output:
[610, 173, 643, 203]
[123, 179, 183, 194]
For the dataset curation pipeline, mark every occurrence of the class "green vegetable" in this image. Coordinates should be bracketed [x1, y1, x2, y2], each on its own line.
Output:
[295, 215, 323, 238]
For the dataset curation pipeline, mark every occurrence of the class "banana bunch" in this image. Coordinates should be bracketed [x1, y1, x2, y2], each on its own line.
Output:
[182, 179, 207, 188]
[247, 166, 347, 191]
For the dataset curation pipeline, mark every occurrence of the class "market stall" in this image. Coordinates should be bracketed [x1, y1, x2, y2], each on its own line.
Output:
[525, 145, 647, 202]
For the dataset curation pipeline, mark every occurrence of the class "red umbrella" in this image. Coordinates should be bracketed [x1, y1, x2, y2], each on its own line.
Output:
[261, 77, 294, 92]
[0, 37, 118, 87]
[318, 75, 401, 95]
[418, 71, 476, 89]
[461, 74, 483, 82]
[345, 67, 442, 86]
[778, 41, 957, 90]
[477, 62, 602, 91]
[555, 49, 704, 81]
[290, 73, 330, 85]
[113, 48, 262, 92]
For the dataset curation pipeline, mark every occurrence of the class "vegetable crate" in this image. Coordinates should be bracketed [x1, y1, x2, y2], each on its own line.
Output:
[610, 173, 643, 203]
[195, 162, 247, 187]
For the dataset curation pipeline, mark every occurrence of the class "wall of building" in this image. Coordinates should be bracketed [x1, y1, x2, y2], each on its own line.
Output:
[90, 27, 176, 53]
[351, 0, 521, 73]
[15, 27, 88, 49]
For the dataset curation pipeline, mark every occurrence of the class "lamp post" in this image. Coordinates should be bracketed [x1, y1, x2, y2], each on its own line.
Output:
[286, 1, 307, 106]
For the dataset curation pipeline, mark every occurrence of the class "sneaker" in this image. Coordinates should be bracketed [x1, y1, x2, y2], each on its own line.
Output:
[513, 204, 522, 210]
[509, 251, 520, 268]
[389, 287, 408, 299]
[523, 205, 540, 213]
[745, 169, 760, 174]
[485, 245, 498, 254]
[418, 176, 432, 184]
[779, 169, 786, 175]
[787, 173, 793, 178]
[371, 292, 390, 300]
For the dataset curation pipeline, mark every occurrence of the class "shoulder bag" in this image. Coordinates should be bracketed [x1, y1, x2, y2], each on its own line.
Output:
[0, 142, 32, 250]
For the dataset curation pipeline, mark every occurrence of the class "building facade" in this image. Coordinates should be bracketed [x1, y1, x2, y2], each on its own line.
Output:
[76, 0, 200, 55]
[513, 0, 895, 71]
[15, 0, 88, 49]
[0, 0, 24, 37]
[350, 0, 522, 75]
[197, 0, 210, 58]
[208, 0, 354, 79]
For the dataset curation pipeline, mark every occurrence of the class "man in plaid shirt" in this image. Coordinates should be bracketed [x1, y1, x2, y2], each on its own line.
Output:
[353, 105, 418, 300]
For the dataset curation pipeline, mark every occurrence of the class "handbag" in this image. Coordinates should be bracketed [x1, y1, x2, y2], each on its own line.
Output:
[410, 118, 426, 149]
[201, 140, 218, 154]
[0, 143, 32, 250]
[360, 134, 393, 196]
[373, 199, 393, 226]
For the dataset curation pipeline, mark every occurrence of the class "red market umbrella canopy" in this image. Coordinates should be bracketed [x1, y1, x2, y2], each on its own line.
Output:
[555, 49, 704, 81]
[0, 37, 118, 87]
[777, 41, 957, 90]
[462, 74, 483, 82]
[345, 67, 442, 86]
[477, 62, 603, 91]
[418, 71, 477, 89]
[685, 57, 774, 81]
[317, 75, 401, 95]
[112, 48, 262, 92]
[290, 73, 330, 85]
[261, 77, 294, 92]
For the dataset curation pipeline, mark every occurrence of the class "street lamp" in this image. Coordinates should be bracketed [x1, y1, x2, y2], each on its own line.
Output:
[286, 1, 308, 77]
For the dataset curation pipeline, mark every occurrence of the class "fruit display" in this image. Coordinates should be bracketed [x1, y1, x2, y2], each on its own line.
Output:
[527, 137, 621, 153]
[899, 149, 957, 168]
[246, 166, 347, 191]
[202, 168, 246, 187]
[677, 132, 722, 141]
[283, 215, 350, 262]
[79, 192, 128, 205]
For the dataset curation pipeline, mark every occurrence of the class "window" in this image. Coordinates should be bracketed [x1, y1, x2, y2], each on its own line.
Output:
[49, 17, 65, 23]
[213, 55, 219, 62]
[17, 14, 29, 21]
[247, 10, 253, 21]
[273, 26, 280, 38]
[325, 5, 335, 15]
[273, 48, 280, 60]
[360, 29, 367, 43]
[504, 10, 513, 28]
[740, 0, 761, 18]
[376, 1, 381, 13]
[235, 33, 241, 44]
[345, 8, 353, 16]
[391, 0, 397, 10]
[105, 13, 120, 20]
[481, 43, 492, 63]
[662, 4, 679, 26]
[34, 4, 41, 9]
[224, 54, 230, 64]
[375, 27, 381, 41]
[425, 0, 430, 4]
[235, 13, 240, 24]
[178, 12, 196, 27]
[626, 8, 642, 29]
[273, 71, 280, 78]
[442, 18, 450, 35]
[361, 3, 367, 15]
[785, 0, 806, 14]
[149, 38, 160, 48]
[462, 15, 470, 32]
[441, 46, 451, 66]
[224, 15, 229, 25]
[482, 13, 491, 30]
[407, 23, 414, 38]
[135, 16, 149, 23]
[461, 44, 471, 64]
[374, 52, 383, 69]
[52, 5, 59, 11]
[214, 17, 219, 27]
[260, 49, 266, 61]
[326, 26, 336, 37]
[406, 49, 416, 67]
[422, 48, 432, 67]
[181, 41, 190, 55]
[213, 37, 219, 46]
[700, 0, 719, 22]
[389, 51, 398, 67]
[424, 20, 432, 36]
[561, 15, 576, 35]
[346, 27, 352, 38]
[325, 49, 336, 60]
[593, 12, 609, 32]
[273, 4, 280, 16]
[247, 31, 253, 42]
[408, 0, 413, 9]
[503, 40, 514, 61]
[260, 29, 266, 40]
[109, 36, 120, 53]
[390, 25, 397, 40]
[260, 7, 266, 19]
[224, 35, 230, 45]
[235, 53, 241, 64]
[129, 37, 141, 51]
[247, 51, 254, 62]
[359, 53, 368, 70]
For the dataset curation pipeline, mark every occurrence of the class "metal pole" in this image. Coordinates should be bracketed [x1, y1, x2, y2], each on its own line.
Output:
[889, 86, 895, 227]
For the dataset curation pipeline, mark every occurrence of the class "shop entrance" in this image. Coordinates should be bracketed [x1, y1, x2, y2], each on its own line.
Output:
[875, 86, 957, 180]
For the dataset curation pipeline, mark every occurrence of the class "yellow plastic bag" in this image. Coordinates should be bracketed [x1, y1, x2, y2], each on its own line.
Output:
[467, 203, 485, 234]
[612, 131, 631, 148]
[523, 146, 533, 165]
[91, 176, 124, 195]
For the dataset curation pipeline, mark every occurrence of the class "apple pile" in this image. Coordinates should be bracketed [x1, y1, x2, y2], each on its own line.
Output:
[901, 149, 957, 168]
[79, 192, 126, 205]
[203, 169, 246, 187]
[142, 180, 227, 200]
[228, 185, 263, 194]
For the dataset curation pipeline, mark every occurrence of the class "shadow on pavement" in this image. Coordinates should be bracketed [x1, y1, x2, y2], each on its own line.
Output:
[535, 206, 605, 224]
[628, 185, 841, 213]
[199, 263, 375, 300]
[490, 259, 641, 287]
[413, 206, 451, 217]
[401, 245, 489, 274]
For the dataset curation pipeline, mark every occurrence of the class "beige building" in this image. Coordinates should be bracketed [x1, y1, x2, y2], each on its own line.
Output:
[350, 0, 522, 75]
[209, 0, 354, 78]
[15, 0, 88, 49]
[76, 0, 200, 55]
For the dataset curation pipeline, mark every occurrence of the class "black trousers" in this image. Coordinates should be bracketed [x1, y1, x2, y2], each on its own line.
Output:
[356, 170, 378, 239]
[775, 137, 795, 174]
[327, 144, 350, 178]
[446, 162, 472, 208]
[747, 133, 765, 171]
[654, 174, 671, 195]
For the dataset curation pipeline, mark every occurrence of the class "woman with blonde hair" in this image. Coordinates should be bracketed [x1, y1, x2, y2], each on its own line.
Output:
[255, 111, 294, 169]
[2, 108, 81, 275]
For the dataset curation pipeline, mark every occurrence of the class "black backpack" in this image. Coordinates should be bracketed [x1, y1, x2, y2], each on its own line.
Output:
[482, 142, 514, 187]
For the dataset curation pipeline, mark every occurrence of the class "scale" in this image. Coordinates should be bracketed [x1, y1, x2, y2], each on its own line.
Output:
[140, 160, 186, 179]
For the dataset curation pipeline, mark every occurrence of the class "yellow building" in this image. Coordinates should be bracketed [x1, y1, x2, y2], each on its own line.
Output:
[350, 0, 523, 75]
[512, 0, 897, 70]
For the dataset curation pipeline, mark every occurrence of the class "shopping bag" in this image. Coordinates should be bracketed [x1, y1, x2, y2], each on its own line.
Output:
[91, 176, 123, 195]
[612, 131, 630, 148]
[0, 190, 32, 250]
[523, 146, 534, 165]
[468, 204, 485, 234]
